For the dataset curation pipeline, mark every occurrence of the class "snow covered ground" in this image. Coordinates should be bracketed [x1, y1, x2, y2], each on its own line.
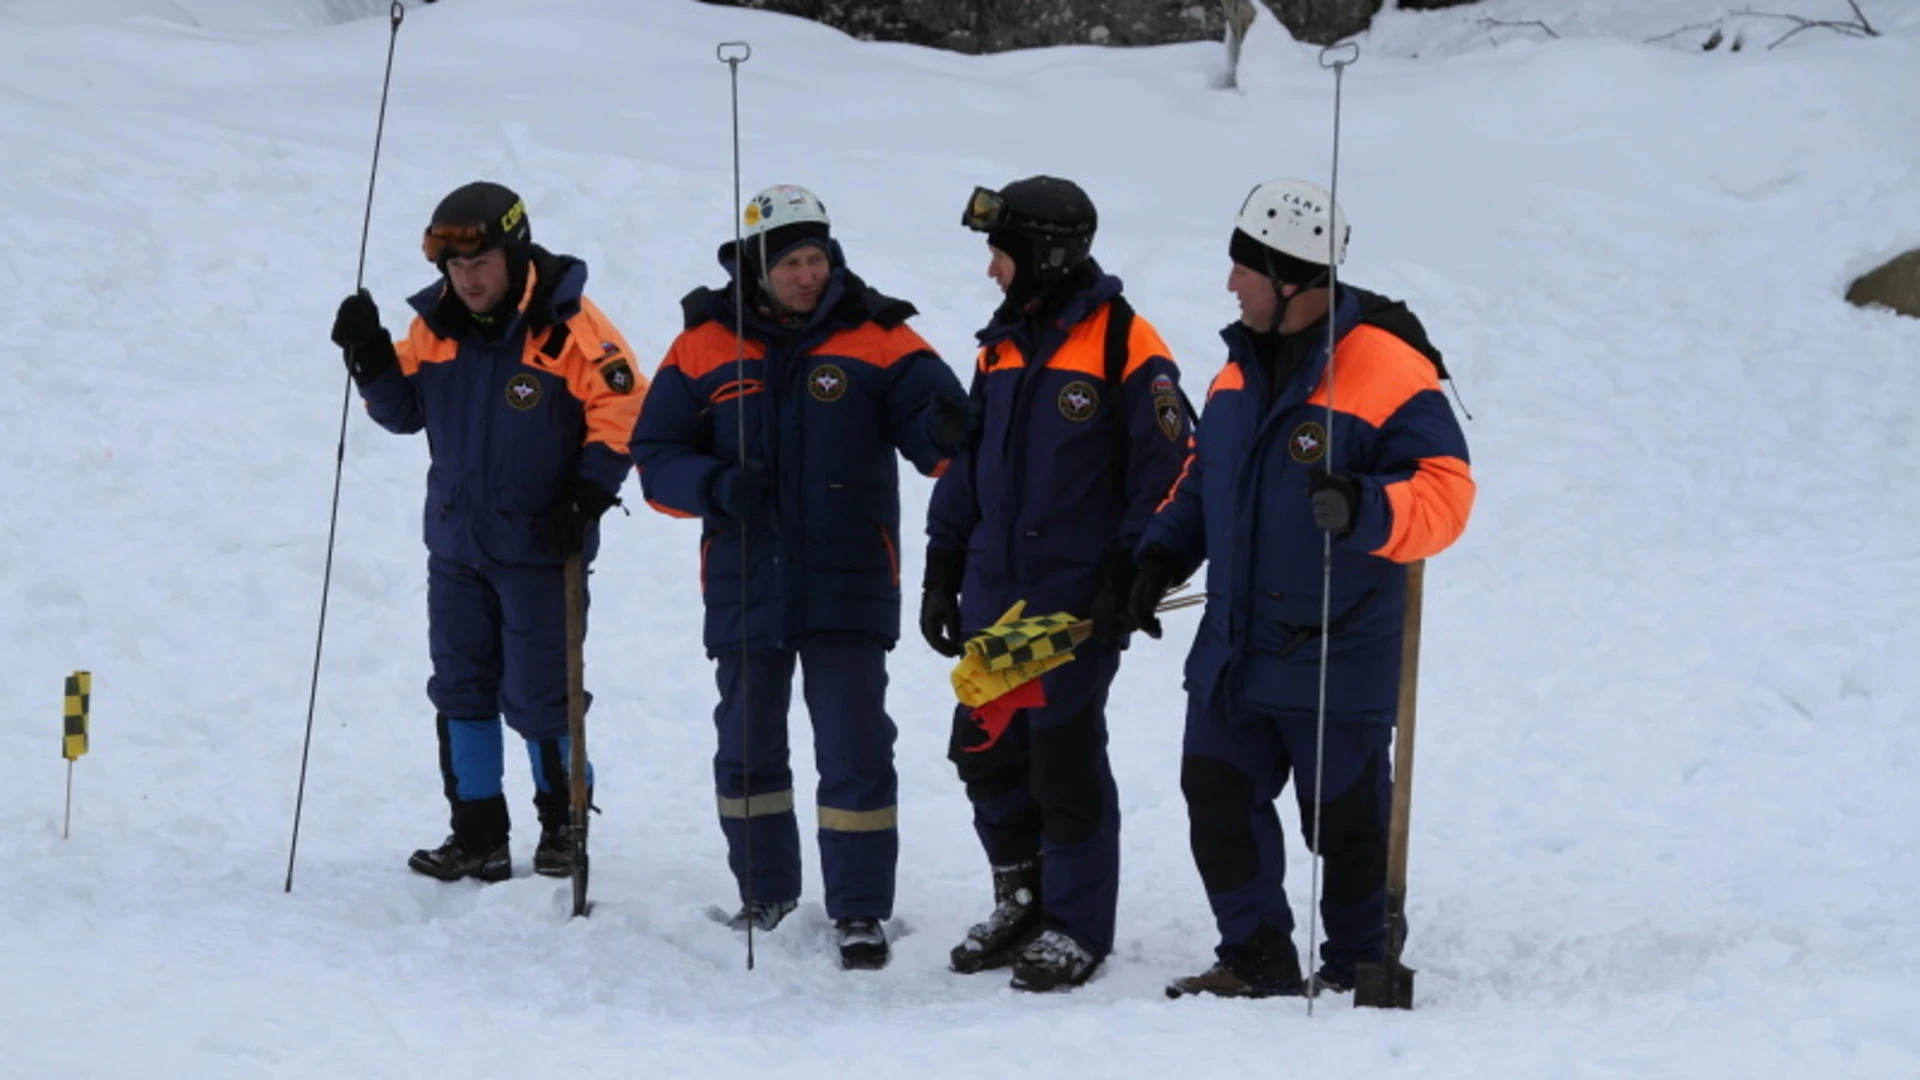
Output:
[4, 0, 1919, 1075]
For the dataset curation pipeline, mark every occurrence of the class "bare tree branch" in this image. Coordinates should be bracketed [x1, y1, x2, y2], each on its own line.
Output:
[1648, 4, 1879, 52]
[1846, 0, 1877, 35]
[1645, 20, 1722, 45]
[1729, 4, 1880, 49]
[1476, 17, 1559, 43]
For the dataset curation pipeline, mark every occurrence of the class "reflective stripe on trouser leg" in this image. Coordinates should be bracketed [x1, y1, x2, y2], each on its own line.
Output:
[713, 648, 802, 904]
[1026, 644, 1122, 959]
[1181, 691, 1295, 951]
[1279, 715, 1392, 979]
[798, 634, 898, 920]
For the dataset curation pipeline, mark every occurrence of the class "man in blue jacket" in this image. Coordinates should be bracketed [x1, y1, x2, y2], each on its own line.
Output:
[631, 185, 970, 970]
[328, 181, 646, 885]
[923, 176, 1192, 992]
[1134, 178, 1474, 999]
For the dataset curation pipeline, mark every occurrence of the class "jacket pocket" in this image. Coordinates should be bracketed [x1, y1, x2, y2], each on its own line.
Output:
[1251, 588, 1378, 659]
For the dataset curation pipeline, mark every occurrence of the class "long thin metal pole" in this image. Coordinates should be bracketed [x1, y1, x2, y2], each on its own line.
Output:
[717, 39, 755, 969]
[564, 554, 591, 917]
[63, 762, 74, 840]
[286, 0, 407, 894]
[1306, 39, 1357, 1015]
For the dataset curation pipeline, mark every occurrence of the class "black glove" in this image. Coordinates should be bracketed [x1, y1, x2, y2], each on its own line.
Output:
[710, 462, 771, 521]
[331, 289, 399, 387]
[919, 548, 966, 658]
[928, 393, 984, 455]
[1128, 544, 1182, 640]
[1310, 472, 1360, 535]
[1087, 547, 1139, 649]
[537, 477, 620, 556]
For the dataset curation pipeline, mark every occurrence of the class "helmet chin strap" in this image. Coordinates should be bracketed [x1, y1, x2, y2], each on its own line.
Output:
[1264, 254, 1332, 334]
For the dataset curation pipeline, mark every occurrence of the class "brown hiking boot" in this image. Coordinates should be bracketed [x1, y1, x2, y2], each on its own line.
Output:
[1166, 928, 1305, 999]
[949, 859, 1042, 974]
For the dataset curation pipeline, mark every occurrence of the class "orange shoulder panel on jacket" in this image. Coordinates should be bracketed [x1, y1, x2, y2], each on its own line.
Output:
[977, 340, 1026, 373]
[1122, 311, 1174, 380]
[1208, 362, 1247, 400]
[572, 296, 648, 390]
[819, 322, 935, 369]
[398, 313, 458, 375]
[1043, 306, 1110, 379]
[662, 321, 769, 381]
[1306, 324, 1442, 429]
[546, 296, 649, 455]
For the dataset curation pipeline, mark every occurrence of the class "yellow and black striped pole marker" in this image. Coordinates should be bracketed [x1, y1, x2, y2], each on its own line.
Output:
[63, 671, 91, 839]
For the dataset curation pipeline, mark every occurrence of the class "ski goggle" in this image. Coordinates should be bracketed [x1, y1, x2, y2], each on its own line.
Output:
[421, 222, 494, 264]
[961, 186, 1008, 232]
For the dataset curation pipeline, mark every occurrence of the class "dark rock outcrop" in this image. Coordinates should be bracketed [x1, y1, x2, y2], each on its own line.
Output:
[1848, 250, 1920, 318]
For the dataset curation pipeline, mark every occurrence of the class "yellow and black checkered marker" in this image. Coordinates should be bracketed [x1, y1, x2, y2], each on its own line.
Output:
[951, 601, 1090, 709]
[963, 601, 1091, 673]
[953, 646, 1075, 709]
[63, 671, 90, 761]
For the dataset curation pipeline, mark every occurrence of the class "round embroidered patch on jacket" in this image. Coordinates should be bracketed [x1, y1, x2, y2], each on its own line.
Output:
[505, 372, 543, 411]
[1288, 420, 1328, 464]
[809, 364, 848, 403]
[1057, 380, 1099, 422]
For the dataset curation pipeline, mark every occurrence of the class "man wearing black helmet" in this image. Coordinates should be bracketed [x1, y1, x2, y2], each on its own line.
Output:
[923, 176, 1193, 992]
[328, 181, 648, 885]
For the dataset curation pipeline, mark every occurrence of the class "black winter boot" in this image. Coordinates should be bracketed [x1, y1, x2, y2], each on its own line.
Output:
[836, 918, 890, 970]
[727, 899, 798, 931]
[409, 793, 511, 883]
[408, 836, 511, 882]
[1009, 928, 1101, 992]
[950, 858, 1043, 974]
[531, 787, 579, 879]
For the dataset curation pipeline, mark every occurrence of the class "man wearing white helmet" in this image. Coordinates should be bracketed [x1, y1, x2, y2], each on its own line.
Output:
[1133, 178, 1475, 999]
[631, 184, 973, 970]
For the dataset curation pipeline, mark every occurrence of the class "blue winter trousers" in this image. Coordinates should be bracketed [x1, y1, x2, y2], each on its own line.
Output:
[1181, 697, 1393, 984]
[425, 555, 594, 842]
[712, 633, 898, 921]
[948, 644, 1122, 960]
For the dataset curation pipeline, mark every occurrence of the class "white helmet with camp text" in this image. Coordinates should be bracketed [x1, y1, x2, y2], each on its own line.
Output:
[1232, 178, 1348, 283]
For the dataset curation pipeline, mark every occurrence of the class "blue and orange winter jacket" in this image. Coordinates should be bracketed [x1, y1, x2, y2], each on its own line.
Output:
[927, 268, 1191, 632]
[630, 241, 964, 654]
[1140, 286, 1474, 721]
[357, 250, 646, 567]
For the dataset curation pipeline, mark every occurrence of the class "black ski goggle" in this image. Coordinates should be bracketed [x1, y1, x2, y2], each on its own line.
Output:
[422, 222, 495, 264]
[961, 186, 1007, 233]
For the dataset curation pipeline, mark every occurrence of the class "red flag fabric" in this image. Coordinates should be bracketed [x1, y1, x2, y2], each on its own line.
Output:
[962, 679, 1048, 752]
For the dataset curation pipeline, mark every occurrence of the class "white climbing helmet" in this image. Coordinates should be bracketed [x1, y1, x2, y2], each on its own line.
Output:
[742, 183, 830, 240]
[1234, 178, 1348, 268]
